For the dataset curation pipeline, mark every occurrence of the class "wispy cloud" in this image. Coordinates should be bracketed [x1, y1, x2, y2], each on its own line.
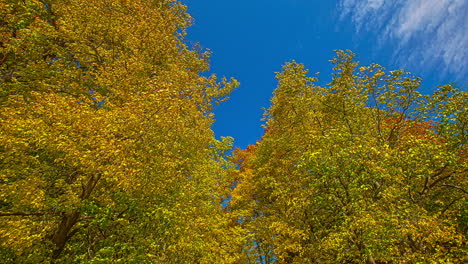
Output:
[338, 0, 468, 81]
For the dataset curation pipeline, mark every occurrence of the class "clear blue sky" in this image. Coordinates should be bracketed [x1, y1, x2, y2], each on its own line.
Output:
[183, 0, 468, 149]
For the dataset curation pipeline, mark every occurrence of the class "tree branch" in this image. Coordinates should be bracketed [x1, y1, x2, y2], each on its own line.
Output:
[435, 184, 468, 194]
[0, 211, 48, 217]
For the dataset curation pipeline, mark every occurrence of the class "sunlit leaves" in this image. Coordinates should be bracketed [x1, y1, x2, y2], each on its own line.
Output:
[231, 50, 467, 263]
[1, 0, 239, 263]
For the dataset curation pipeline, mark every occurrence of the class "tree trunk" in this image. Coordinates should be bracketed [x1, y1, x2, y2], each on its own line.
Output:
[50, 174, 100, 259]
[51, 210, 80, 259]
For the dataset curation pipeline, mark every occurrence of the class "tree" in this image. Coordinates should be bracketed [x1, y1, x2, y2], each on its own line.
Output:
[0, 0, 239, 263]
[231, 51, 467, 263]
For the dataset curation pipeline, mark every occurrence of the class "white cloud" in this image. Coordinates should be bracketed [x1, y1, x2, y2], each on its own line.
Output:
[339, 0, 385, 32]
[338, 0, 468, 80]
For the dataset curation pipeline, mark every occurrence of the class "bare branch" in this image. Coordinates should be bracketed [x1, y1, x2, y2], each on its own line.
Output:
[0, 212, 48, 217]
[435, 184, 468, 194]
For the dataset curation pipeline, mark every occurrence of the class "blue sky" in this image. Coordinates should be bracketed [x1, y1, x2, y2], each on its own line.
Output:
[183, 0, 467, 149]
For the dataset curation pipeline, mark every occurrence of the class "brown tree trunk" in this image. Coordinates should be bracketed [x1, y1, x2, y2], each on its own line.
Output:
[50, 174, 101, 260]
[51, 210, 80, 259]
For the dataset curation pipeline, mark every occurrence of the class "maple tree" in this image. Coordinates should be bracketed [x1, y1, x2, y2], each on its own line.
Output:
[230, 51, 467, 263]
[0, 0, 240, 263]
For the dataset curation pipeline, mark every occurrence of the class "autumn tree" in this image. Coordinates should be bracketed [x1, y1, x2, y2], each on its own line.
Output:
[231, 51, 467, 263]
[0, 0, 240, 263]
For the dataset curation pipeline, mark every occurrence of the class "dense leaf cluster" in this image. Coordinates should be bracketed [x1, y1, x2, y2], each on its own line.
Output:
[231, 52, 467, 263]
[0, 1, 466, 263]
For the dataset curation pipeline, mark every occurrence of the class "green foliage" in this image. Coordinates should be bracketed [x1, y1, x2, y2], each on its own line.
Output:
[231, 50, 467, 263]
[1, 0, 240, 263]
[1, 0, 465, 262]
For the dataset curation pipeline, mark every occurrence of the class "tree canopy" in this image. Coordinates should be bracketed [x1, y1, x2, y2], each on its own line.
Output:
[1, 0, 240, 263]
[1, 1, 466, 263]
[230, 51, 467, 263]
